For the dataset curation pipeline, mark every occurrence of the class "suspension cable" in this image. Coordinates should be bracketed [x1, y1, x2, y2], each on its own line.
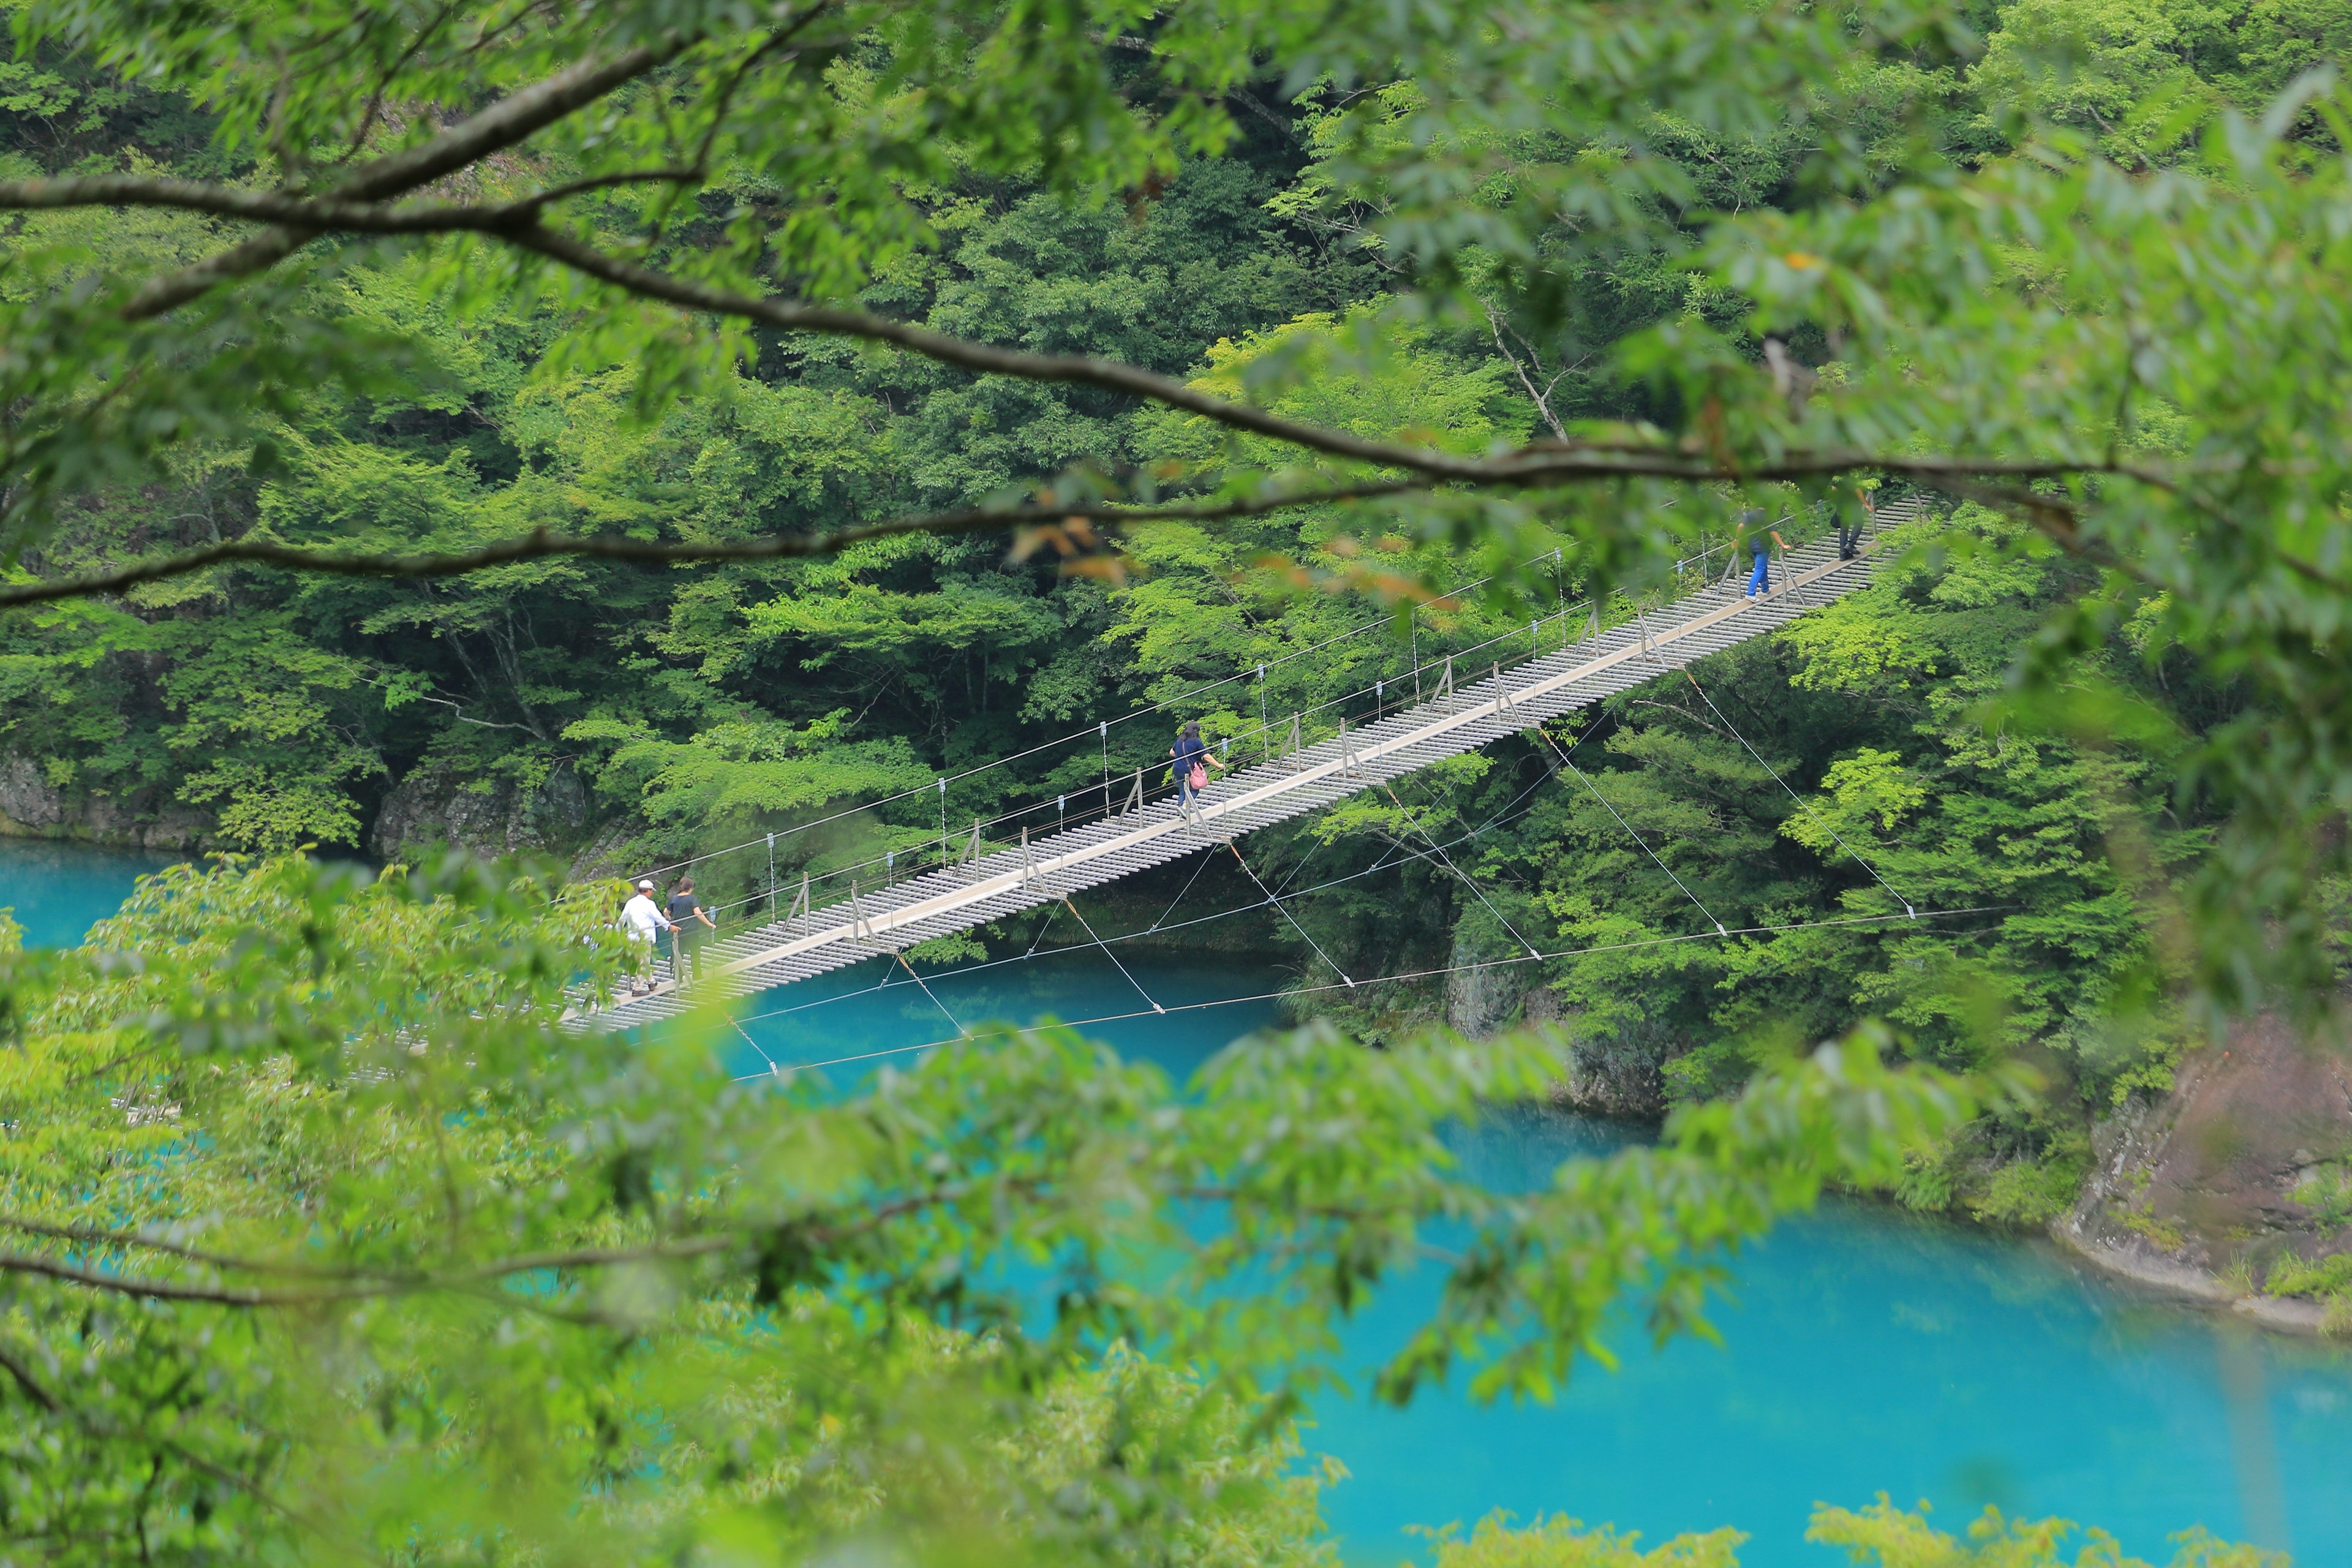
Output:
[1527, 721, 1729, 937]
[639, 536, 1637, 884]
[1225, 839, 1354, 988]
[893, 948, 970, 1039]
[1678, 669, 1916, 918]
[740, 905, 2016, 1079]
[728, 766, 1567, 1029]
[731, 1015, 785, 1077]
[1057, 895, 1164, 1015]
[1379, 780, 1541, 959]
[1148, 845, 1218, 933]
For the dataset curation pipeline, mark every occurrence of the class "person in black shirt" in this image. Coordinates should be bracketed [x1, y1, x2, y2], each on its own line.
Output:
[1836, 479, 1876, 560]
[1169, 720, 1226, 807]
[666, 876, 716, 984]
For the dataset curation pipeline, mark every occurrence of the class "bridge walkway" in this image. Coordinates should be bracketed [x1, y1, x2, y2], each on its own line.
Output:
[588, 498, 1924, 1029]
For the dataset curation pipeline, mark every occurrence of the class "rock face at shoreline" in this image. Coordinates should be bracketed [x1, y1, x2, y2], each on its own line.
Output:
[2060, 1011, 2352, 1332]
[369, 761, 594, 864]
[0, 756, 212, 848]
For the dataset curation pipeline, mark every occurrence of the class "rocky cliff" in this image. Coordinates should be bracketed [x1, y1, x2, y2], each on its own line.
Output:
[0, 756, 213, 848]
[2059, 1011, 2352, 1333]
[368, 761, 597, 865]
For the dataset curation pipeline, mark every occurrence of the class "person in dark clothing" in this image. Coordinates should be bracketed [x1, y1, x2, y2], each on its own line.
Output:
[1169, 720, 1226, 807]
[1835, 480, 1877, 560]
[666, 875, 717, 984]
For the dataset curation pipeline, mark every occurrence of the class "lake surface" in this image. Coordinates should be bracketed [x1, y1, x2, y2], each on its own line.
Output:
[18, 840, 2352, 1566]
[0, 839, 176, 948]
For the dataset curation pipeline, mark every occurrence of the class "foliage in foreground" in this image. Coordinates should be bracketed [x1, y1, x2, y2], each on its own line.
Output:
[1423, 1502, 2285, 1568]
[0, 854, 1994, 1563]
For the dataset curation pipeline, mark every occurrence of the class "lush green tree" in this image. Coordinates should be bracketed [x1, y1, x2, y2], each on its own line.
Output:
[0, 0, 2350, 1557]
[0, 854, 1973, 1561]
[0, 0, 2346, 1012]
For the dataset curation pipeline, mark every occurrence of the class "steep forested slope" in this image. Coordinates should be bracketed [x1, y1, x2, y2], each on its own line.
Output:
[1, 0, 2345, 1225]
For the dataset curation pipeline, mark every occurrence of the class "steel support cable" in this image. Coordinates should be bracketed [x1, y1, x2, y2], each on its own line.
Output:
[731, 1015, 785, 1077]
[1148, 845, 1218, 933]
[894, 948, 971, 1038]
[693, 520, 1723, 901]
[694, 570, 1634, 903]
[737, 905, 2018, 1080]
[1057, 895, 1166, 1014]
[643, 543, 1592, 882]
[1022, 902, 1061, 957]
[1379, 780, 1541, 959]
[725, 771, 1567, 1029]
[1268, 819, 1336, 898]
[1677, 669, 1917, 918]
[727, 841, 1431, 1031]
[1527, 721, 1729, 937]
[1224, 839, 1355, 988]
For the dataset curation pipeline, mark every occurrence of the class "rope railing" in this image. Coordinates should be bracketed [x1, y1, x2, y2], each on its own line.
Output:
[674, 508, 1850, 933]
[628, 542, 1587, 883]
[630, 494, 1894, 919]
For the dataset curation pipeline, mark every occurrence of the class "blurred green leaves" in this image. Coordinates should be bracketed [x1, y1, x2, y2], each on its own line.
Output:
[0, 854, 1976, 1561]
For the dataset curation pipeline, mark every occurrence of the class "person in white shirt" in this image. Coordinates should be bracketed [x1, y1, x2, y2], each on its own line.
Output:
[619, 879, 674, 995]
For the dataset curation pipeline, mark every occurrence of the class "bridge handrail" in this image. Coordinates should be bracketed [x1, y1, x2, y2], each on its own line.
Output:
[685, 498, 1909, 932]
[631, 494, 1908, 910]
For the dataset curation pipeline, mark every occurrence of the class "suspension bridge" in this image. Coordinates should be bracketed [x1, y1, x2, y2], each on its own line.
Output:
[583, 496, 1929, 1031]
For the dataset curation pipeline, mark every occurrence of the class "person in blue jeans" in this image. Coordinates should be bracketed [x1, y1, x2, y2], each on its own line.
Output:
[1169, 720, 1225, 806]
[1735, 508, 1787, 597]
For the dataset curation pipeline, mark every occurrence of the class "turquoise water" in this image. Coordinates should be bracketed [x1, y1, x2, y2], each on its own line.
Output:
[0, 839, 175, 947]
[19, 842, 2352, 1565]
[728, 947, 2352, 1567]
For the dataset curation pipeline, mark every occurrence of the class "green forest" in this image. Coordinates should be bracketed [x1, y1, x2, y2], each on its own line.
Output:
[1, 0, 2351, 1560]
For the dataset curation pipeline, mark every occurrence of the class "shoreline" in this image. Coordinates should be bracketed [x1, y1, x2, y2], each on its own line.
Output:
[2051, 1224, 2334, 1336]
[1523, 1089, 2346, 1341]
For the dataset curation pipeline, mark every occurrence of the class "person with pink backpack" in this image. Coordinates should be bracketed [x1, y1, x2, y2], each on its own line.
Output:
[1170, 720, 1225, 807]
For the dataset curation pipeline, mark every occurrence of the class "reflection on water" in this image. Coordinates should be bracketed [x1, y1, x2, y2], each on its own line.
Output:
[16, 843, 2352, 1566]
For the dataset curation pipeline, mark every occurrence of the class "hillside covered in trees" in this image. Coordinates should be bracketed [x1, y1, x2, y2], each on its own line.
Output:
[6, 0, 2342, 1221]
[3, 0, 2352, 1558]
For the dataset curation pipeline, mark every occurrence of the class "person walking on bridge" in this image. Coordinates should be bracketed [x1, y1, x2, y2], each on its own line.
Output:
[667, 875, 717, 986]
[619, 878, 674, 996]
[1835, 478, 1877, 560]
[1170, 720, 1226, 807]
[1736, 508, 1787, 598]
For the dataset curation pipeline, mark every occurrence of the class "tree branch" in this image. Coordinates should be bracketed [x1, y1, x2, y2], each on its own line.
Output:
[116, 26, 708, 318]
[502, 221, 1513, 476]
[0, 1216, 382, 1280]
[0, 1176, 1024, 1307]
[0, 481, 1433, 609]
[0, 1337, 59, 1413]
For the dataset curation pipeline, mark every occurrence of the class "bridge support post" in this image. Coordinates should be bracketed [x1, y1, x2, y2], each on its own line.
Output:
[1285, 711, 1303, 761]
[788, 872, 810, 937]
[1121, 769, 1144, 817]
[1338, 716, 1361, 778]
[1436, 657, 1452, 701]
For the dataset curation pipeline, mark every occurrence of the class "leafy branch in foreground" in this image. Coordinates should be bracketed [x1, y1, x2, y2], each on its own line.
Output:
[0, 456, 2179, 610]
[0, 853, 1975, 1563]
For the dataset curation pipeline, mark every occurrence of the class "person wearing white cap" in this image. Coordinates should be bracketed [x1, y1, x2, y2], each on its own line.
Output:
[619, 878, 675, 995]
